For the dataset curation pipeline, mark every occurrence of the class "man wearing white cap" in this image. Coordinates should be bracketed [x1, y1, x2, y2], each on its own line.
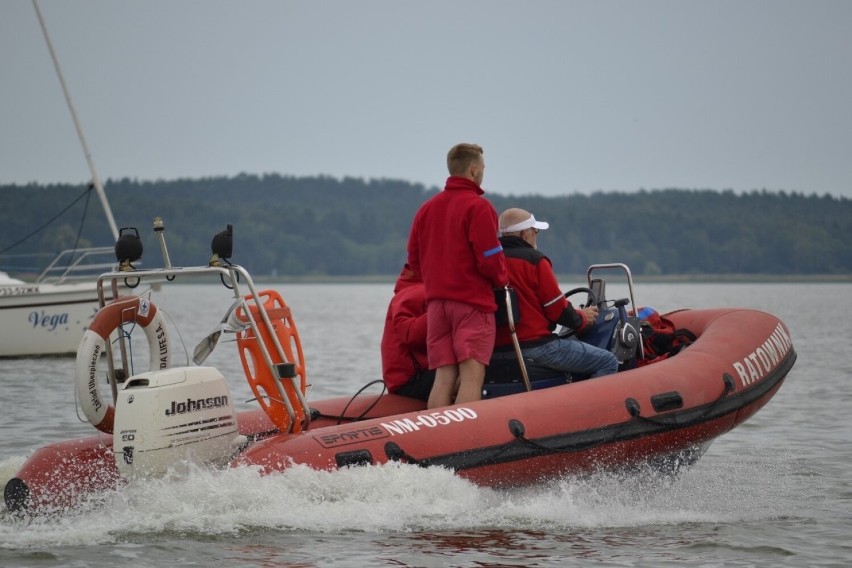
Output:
[494, 208, 619, 379]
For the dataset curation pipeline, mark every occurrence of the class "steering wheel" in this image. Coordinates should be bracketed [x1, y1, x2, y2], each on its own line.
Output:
[557, 286, 599, 339]
[563, 286, 599, 309]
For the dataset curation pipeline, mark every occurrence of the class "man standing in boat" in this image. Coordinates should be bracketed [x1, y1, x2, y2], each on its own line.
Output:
[407, 143, 508, 408]
[494, 208, 619, 379]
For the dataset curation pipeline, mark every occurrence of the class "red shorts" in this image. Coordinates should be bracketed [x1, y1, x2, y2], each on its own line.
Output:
[426, 299, 495, 368]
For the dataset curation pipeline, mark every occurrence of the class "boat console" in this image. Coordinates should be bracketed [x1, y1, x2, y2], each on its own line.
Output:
[483, 264, 643, 398]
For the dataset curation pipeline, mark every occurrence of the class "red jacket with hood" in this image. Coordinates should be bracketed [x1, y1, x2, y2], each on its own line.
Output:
[381, 265, 429, 392]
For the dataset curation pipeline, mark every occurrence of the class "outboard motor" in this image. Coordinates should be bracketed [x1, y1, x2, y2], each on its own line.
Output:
[113, 366, 246, 479]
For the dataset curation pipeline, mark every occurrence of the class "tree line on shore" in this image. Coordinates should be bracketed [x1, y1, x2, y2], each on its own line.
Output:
[2, 174, 850, 278]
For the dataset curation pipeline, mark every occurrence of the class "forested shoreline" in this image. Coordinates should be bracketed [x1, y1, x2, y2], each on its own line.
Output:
[2, 174, 850, 278]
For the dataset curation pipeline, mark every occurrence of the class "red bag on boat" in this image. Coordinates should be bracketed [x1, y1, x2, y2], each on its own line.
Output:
[634, 307, 697, 367]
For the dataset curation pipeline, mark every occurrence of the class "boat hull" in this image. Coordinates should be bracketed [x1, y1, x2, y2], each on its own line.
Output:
[235, 309, 793, 478]
[238, 309, 793, 482]
[4, 308, 796, 512]
[0, 281, 149, 357]
[0, 282, 102, 357]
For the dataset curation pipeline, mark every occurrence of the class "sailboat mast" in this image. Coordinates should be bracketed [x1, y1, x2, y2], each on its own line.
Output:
[32, 0, 120, 242]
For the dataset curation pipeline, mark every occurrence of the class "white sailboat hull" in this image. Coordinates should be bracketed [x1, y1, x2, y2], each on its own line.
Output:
[0, 281, 102, 357]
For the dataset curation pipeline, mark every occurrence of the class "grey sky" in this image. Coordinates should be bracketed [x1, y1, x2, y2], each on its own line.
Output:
[2, 0, 851, 197]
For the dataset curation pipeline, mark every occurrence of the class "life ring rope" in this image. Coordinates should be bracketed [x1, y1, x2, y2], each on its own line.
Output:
[74, 296, 171, 434]
[236, 289, 308, 434]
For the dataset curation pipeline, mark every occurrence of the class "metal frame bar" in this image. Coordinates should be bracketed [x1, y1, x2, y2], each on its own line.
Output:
[95, 263, 310, 432]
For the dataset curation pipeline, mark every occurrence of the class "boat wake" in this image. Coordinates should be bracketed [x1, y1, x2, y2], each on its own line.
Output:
[1, 445, 801, 550]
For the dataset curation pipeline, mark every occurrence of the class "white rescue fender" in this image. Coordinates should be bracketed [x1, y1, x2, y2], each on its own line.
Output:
[75, 296, 170, 433]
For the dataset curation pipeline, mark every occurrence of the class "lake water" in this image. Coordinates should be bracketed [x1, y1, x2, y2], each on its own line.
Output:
[1, 280, 850, 567]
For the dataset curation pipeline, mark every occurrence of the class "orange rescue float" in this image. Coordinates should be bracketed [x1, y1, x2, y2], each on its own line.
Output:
[236, 289, 308, 433]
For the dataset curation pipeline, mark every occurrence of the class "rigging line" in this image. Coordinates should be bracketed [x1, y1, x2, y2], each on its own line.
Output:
[0, 186, 92, 257]
[62, 184, 94, 273]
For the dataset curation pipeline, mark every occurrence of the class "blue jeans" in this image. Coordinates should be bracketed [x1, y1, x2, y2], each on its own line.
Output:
[523, 337, 619, 379]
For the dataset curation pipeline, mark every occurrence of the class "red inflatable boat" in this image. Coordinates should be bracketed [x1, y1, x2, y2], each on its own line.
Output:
[4, 257, 796, 514]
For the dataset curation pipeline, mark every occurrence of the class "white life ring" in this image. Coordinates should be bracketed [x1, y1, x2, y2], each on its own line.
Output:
[75, 296, 171, 433]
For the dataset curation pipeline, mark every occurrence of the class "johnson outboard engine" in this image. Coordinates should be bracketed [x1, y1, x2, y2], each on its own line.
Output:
[113, 366, 247, 479]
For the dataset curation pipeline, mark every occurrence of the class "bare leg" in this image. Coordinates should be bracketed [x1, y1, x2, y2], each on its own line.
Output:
[454, 358, 485, 405]
[428, 364, 459, 408]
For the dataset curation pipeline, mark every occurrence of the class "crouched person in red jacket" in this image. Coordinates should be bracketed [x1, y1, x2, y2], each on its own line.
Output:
[380, 264, 434, 400]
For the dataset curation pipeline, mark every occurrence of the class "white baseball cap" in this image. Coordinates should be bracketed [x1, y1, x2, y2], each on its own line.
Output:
[500, 214, 549, 234]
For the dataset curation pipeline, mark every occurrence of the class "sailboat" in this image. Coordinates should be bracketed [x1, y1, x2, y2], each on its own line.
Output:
[0, 0, 130, 357]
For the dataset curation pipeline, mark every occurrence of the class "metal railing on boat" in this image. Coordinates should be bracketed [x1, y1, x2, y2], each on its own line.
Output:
[36, 247, 118, 284]
[95, 261, 311, 434]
